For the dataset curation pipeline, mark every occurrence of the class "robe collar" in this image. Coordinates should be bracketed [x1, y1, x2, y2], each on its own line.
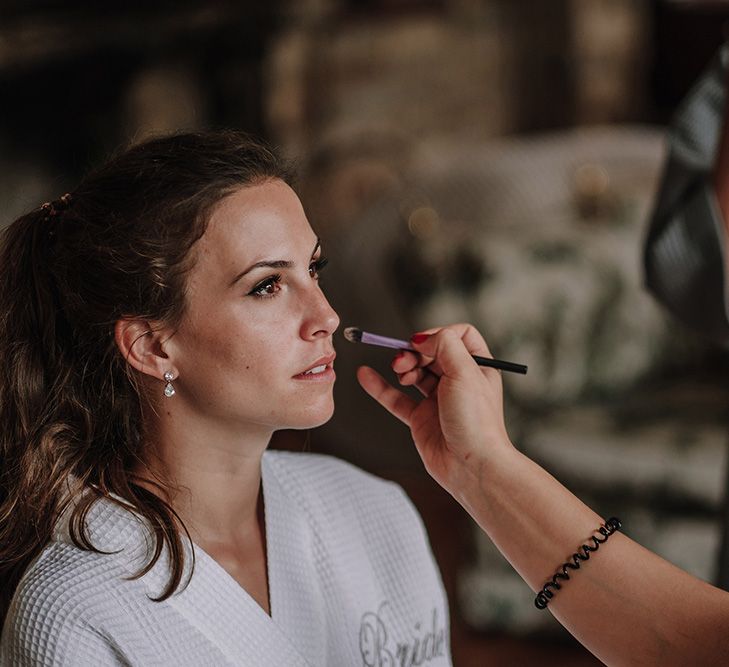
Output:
[51, 453, 321, 666]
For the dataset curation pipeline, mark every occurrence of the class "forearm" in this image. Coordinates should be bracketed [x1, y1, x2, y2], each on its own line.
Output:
[455, 448, 729, 665]
[363, 326, 729, 663]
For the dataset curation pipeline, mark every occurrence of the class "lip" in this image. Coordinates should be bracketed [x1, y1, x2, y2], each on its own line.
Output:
[293, 353, 337, 380]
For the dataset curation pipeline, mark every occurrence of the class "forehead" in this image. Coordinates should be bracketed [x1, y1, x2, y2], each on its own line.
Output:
[196, 179, 315, 268]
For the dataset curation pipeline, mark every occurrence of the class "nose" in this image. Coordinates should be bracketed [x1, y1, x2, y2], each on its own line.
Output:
[300, 283, 340, 340]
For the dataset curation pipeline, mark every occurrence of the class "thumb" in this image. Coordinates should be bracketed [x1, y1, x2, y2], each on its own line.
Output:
[410, 329, 475, 379]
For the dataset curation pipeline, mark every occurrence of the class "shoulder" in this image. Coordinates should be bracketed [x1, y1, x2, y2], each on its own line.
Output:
[263, 450, 425, 535]
[2, 543, 133, 664]
[9, 540, 131, 616]
[263, 452, 448, 626]
[264, 450, 410, 505]
[264, 449, 392, 486]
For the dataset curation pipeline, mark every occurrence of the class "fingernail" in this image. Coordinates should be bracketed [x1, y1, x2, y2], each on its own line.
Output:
[411, 333, 429, 344]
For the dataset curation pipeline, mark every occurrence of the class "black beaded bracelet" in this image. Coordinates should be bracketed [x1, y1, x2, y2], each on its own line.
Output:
[534, 517, 622, 610]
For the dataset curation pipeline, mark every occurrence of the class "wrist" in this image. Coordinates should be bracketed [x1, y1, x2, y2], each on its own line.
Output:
[451, 441, 523, 510]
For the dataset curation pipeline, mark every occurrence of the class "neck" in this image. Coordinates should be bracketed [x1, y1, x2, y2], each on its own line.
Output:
[138, 408, 273, 544]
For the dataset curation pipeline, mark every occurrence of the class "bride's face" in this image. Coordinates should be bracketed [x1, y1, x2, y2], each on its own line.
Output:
[169, 178, 339, 433]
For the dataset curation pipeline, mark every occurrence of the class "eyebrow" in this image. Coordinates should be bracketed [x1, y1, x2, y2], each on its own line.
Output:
[228, 238, 321, 287]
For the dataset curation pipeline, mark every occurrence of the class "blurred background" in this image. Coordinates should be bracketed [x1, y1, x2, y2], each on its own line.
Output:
[3, 0, 729, 664]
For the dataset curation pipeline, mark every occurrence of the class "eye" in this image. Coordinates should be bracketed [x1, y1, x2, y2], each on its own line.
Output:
[249, 274, 282, 298]
[309, 257, 329, 280]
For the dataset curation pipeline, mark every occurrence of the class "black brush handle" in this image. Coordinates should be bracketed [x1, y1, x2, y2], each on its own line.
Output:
[472, 355, 527, 375]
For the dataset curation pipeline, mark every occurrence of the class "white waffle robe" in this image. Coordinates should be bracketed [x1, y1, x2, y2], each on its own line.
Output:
[1, 451, 451, 666]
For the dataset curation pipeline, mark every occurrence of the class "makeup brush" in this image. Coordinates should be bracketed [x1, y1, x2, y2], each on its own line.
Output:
[343, 326, 527, 375]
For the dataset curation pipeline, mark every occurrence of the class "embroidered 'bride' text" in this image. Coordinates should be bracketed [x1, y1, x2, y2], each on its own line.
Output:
[359, 601, 446, 667]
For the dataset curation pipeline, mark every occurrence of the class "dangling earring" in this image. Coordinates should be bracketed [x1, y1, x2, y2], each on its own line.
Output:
[164, 371, 176, 397]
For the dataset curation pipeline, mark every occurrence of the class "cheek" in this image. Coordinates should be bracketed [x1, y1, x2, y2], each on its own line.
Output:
[175, 313, 246, 376]
[181, 313, 290, 381]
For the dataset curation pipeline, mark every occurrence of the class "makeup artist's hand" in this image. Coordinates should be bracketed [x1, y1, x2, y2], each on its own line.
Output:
[356, 323, 515, 494]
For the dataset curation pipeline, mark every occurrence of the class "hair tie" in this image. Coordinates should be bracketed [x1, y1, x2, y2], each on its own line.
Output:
[534, 517, 622, 610]
[41, 193, 73, 220]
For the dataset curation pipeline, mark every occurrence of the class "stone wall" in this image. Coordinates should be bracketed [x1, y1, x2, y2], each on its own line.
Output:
[266, 0, 651, 159]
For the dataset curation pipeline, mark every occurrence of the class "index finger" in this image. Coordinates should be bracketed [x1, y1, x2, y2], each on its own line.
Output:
[409, 323, 493, 374]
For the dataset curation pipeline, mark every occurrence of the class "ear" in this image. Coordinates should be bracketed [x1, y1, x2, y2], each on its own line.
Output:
[114, 317, 176, 382]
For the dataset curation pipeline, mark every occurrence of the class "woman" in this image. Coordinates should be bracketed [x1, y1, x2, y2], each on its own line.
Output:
[0, 132, 450, 666]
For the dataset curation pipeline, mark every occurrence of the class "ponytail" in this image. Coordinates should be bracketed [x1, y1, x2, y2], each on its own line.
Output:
[0, 207, 78, 620]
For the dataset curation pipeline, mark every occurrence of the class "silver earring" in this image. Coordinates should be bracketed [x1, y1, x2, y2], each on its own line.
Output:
[163, 371, 176, 397]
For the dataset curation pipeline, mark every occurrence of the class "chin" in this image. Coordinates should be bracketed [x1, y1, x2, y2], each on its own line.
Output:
[289, 400, 335, 430]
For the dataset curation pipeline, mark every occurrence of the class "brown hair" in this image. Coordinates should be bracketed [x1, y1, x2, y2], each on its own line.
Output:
[0, 130, 293, 624]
